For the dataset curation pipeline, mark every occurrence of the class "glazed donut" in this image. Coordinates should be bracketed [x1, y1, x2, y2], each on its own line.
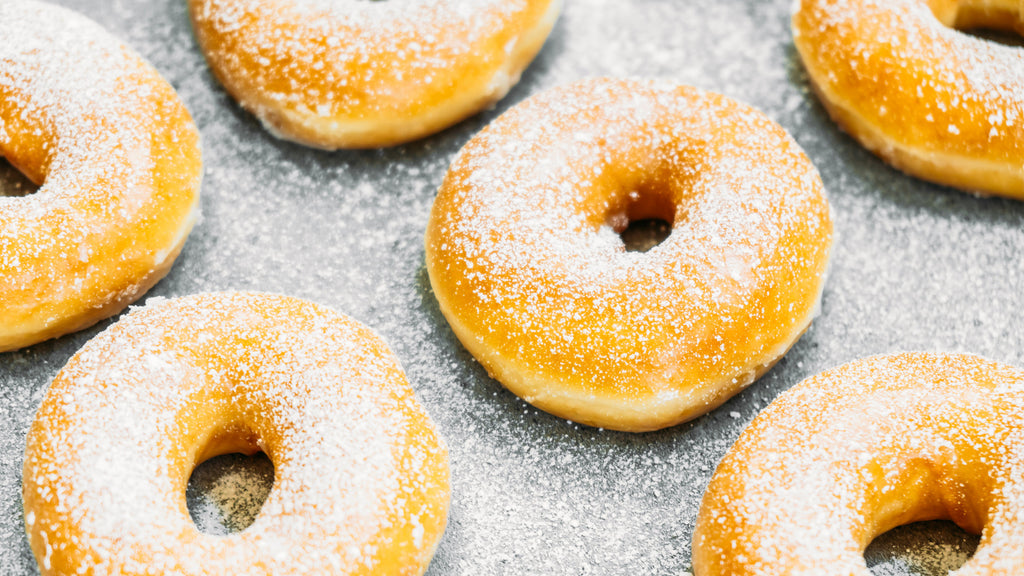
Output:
[188, 0, 562, 149]
[693, 353, 1024, 575]
[0, 1, 202, 353]
[425, 78, 834, 432]
[793, 0, 1024, 198]
[22, 292, 450, 575]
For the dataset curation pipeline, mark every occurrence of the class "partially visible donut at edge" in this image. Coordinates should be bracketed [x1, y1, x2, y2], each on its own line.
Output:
[793, 0, 1024, 198]
[0, 0, 202, 352]
[425, 78, 834, 433]
[693, 352, 1024, 575]
[23, 292, 450, 575]
[188, 0, 562, 149]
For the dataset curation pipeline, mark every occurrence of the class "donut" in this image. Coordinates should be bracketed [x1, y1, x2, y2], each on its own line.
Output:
[22, 292, 450, 575]
[793, 0, 1024, 198]
[187, 0, 562, 149]
[425, 78, 834, 432]
[0, 1, 202, 353]
[693, 353, 1024, 575]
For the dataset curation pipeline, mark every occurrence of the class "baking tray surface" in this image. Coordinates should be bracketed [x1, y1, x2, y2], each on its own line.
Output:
[2, 0, 1022, 574]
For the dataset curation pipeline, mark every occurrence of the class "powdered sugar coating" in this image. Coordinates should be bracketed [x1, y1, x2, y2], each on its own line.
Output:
[426, 78, 833, 431]
[0, 0, 202, 351]
[793, 0, 1024, 196]
[188, 0, 561, 147]
[22, 292, 450, 575]
[694, 353, 1024, 575]
[1, 0, 1023, 574]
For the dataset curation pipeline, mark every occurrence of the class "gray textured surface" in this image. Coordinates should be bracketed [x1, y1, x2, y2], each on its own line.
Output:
[2, 0, 1021, 574]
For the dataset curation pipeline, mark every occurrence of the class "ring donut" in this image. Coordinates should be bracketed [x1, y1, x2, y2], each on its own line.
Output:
[793, 0, 1024, 198]
[693, 353, 1024, 575]
[0, 1, 202, 352]
[188, 0, 562, 149]
[425, 78, 834, 432]
[22, 292, 450, 575]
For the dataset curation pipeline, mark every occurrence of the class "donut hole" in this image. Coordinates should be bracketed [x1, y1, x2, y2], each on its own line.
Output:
[961, 28, 1024, 48]
[606, 186, 677, 252]
[0, 156, 39, 197]
[928, 0, 1024, 44]
[619, 219, 673, 252]
[865, 520, 979, 575]
[186, 451, 275, 535]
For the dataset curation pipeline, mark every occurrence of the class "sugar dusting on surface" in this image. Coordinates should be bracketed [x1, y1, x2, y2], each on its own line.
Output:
[1, 0, 1024, 575]
[22, 292, 447, 573]
[865, 520, 978, 576]
[186, 452, 275, 536]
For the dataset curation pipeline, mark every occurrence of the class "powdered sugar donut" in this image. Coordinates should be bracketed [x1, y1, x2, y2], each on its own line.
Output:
[0, 1, 202, 352]
[793, 0, 1024, 198]
[425, 78, 833, 432]
[188, 0, 562, 149]
[694, 353, 1024, 574]
[22, 292, 450, 575]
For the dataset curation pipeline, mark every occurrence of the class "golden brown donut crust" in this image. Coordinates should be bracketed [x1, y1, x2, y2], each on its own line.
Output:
[793, 0, 1024, 198]
[0, 1, 202, 352]
[425, 78, 834, 432]
[22, 292, 450, 576]
[694, 353, 1024, 575]
[188, 0, 562, 149]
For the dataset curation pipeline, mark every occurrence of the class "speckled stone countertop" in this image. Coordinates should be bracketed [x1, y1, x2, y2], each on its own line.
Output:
[2, 1, 1021, 574]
